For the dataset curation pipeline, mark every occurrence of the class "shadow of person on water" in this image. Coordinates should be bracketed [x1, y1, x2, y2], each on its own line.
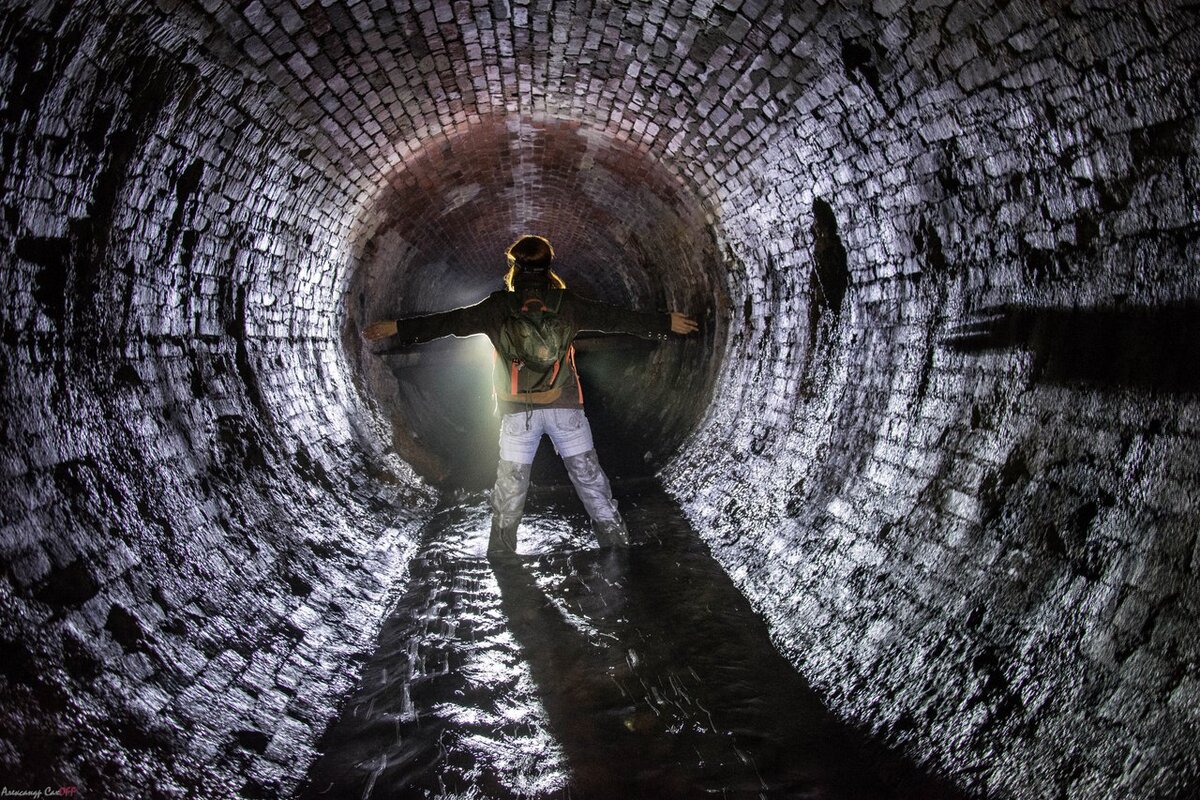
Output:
[490, 550, 674, 798]
[491, 485, 972, 800]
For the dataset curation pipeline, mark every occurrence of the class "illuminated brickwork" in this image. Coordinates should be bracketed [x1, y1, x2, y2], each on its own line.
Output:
[1, 1, 1197, 797]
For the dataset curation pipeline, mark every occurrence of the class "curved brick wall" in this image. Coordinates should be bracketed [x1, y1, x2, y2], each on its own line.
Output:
[1, 1, 1198, 798]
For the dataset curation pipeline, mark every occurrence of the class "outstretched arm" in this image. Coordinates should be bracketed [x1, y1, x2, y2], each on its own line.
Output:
[571, 294, 698, 339]
[362, 294, 501, 345]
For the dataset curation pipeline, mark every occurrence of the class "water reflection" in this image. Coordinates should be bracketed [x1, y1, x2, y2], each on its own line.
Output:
[299, 485, 968, 799]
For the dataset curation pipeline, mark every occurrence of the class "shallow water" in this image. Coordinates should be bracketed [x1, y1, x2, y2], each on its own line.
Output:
[299, 483, 968, 799]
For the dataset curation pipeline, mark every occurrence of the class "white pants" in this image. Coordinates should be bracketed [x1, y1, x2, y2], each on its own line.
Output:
[498, 408, 595, 464]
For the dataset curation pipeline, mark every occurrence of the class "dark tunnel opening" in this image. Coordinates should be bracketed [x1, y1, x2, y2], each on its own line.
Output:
[342, 116, 725, 489]
[1, 2, 1199, 799]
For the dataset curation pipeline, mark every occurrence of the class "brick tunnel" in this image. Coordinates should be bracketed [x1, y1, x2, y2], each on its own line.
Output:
[1, 1, 1198, 798]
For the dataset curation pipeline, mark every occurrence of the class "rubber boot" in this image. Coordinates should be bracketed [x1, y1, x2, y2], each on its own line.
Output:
[489, 520, 519, 559]
[489, 459, 531, 559]
[593, 518, 630, 548]
[562, 449, 629, 548]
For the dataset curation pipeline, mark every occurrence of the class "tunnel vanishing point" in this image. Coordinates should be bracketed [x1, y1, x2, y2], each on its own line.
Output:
[1, 1, 1199, 798]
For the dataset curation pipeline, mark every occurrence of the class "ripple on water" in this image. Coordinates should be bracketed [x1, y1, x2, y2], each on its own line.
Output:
[299, 484, 972, 800]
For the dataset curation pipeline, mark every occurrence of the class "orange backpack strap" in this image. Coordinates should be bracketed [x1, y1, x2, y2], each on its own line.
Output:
[493, 347, 566, 406]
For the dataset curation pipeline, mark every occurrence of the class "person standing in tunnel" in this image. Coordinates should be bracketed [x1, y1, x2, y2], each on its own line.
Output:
[362, 235, 699, 558]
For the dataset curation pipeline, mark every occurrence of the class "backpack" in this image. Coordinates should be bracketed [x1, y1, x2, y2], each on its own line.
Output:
[494, 288, 577, 405]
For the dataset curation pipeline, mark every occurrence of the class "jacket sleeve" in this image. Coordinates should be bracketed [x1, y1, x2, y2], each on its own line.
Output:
[568, 293, 672, 340]
[383, 292, 502, 346]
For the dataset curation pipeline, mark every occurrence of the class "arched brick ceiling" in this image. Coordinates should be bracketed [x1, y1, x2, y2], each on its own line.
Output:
[1, 2, 1198, 799]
